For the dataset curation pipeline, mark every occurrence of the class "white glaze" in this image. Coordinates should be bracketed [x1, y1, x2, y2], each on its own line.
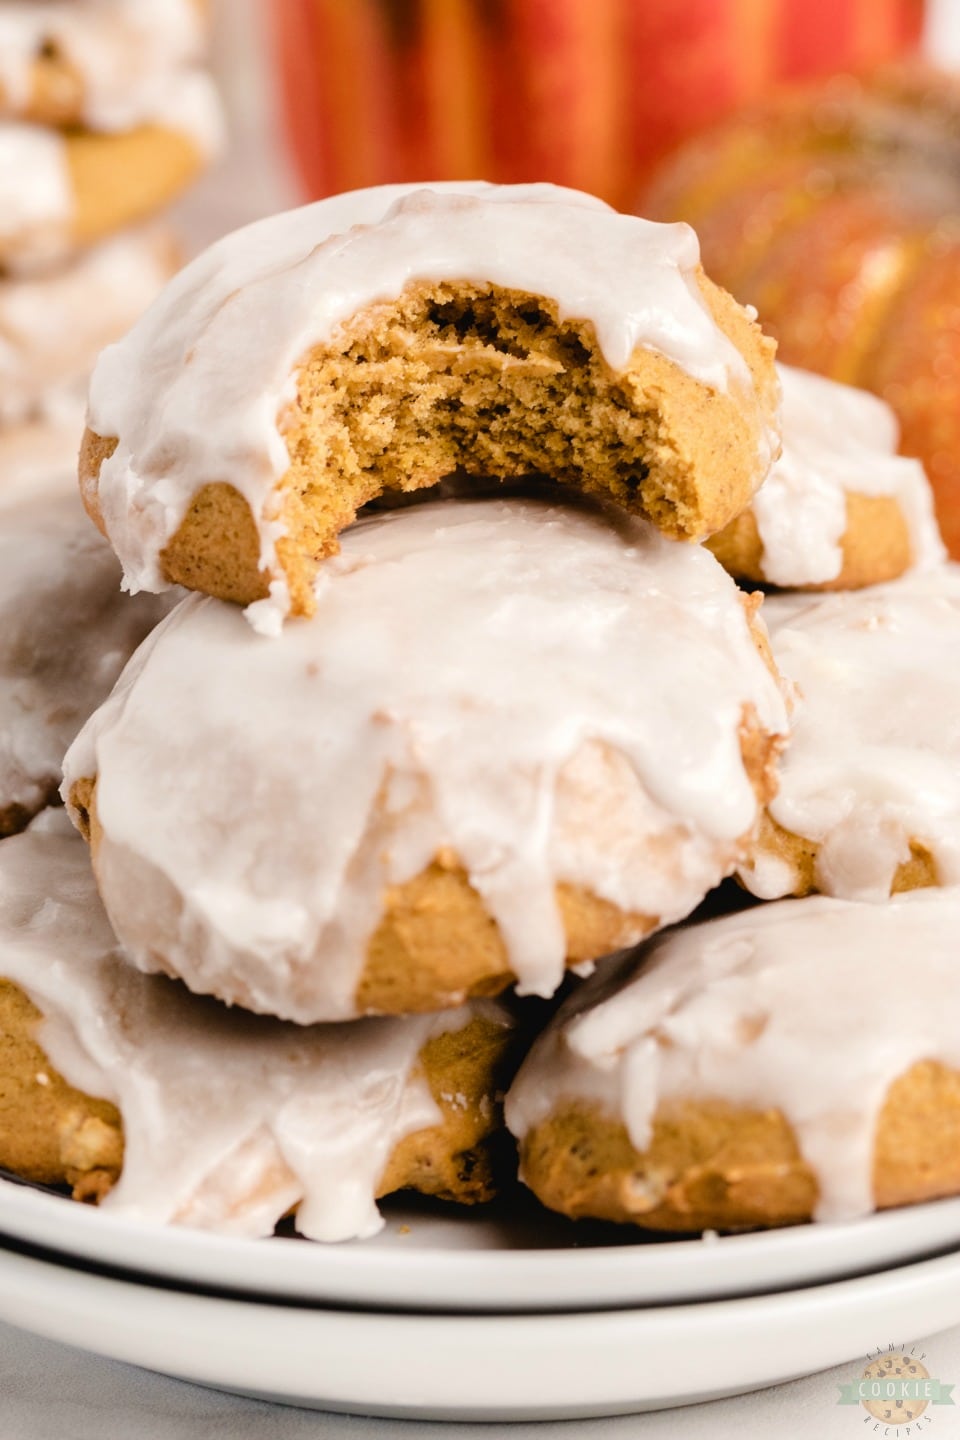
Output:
[748, 365, 945, 586]
[0, 471, 172, 824]
[742, 564, 960, 900]
[0, 228, 175, 424]
[0, 820, 509, 1241]
[62, 496, 788, 1022]
[505, 888, 960, 1222]
[0, 124, 70, 271]
[86, 180, 776, 626]
[0, 0, 205, 130]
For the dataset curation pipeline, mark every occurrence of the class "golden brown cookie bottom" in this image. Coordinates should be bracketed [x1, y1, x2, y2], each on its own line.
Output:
[81, 271, 777, 615]
[745, 811, 940, 898]
[518, 1060, 960, 1231]
[68, 775, 663, 1015]
[0, 974, 514, 1214]
[706, 491, 914, 591]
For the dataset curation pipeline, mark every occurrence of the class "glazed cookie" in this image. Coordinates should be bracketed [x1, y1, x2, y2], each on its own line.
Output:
[0, 227, 178, 425]
[707, 364, 945, 590]
[0, 72, 222, 273]
[739, 565, 960, 901]
[80, 181, 780, 628]
[0, 818, 515, 1241]
[0, 464, 172, 837]
[0, 0, 206, 129]
[507, 890, 960, 1231]
[63, 495, 788, 1022]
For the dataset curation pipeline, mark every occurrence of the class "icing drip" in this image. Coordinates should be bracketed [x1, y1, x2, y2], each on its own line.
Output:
[751, 365, 945, 586]
[62, 496, 788, 1022]
[0, 822, 505, 1241]
[745, 565, 960, 900]
[0, 229, 175, 425]
[0, 0, 205, 131]
[0, 125, 71, 271]
[85, 181, 775, 609]
[505, 889, 960, 1222]
[0, 475, 172, 822]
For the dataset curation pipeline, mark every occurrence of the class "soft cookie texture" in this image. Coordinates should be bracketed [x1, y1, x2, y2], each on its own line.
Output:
[0, 0, 207, 129]
[0, 819, 516, 1240]
[0, 455, 172, 838]
[707, 364, 945, 590]
[740, 565, 960, 901]
[79, 181, 779, 628]
[507, 891, 960, 1231]
[0, 74, 221, 273]
[63, 496, 788, 1022]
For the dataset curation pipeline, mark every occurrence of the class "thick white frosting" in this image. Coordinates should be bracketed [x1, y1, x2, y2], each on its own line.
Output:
[85, 180, 775, 627]
[62, 496, 788, 1022]
[0, 820, 509, 1241]
[0, 0, 205, 130]
[743, 564, 960, 900]
[0, 228, 175, 424]
[0, 465, 172, 824]
[0, 73, 222, 273]
[748, 365, 945, 587]
[505, 888, 960, 1222]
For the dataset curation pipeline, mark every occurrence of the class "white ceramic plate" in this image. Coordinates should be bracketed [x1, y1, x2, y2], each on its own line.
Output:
[4, 1176, 960, 1313]
[3, 1239, 960, 1419]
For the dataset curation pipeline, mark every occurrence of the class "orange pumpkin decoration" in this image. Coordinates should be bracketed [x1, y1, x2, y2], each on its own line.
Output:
[270, 0, 922, 213]
[641, 64, 960, 557]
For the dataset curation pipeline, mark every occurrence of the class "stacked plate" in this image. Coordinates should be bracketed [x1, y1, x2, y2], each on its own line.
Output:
[2, 1177, 960, 1419]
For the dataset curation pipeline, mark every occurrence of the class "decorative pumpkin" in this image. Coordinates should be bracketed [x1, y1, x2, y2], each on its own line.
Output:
[270, 0, 921, 212]
[641, 64, 960, 556]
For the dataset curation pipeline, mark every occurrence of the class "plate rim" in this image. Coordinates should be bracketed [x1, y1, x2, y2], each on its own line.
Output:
[4, 1175, 960, 1314]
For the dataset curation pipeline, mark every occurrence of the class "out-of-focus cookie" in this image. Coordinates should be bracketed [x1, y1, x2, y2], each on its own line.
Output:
[0, 0, 207, 129]
[739, 565, 960, 901]
[0, 73, 222, 273]
[0, 448, 172, 837]
[63, 495, 788, 1022]
[79, 181, 779, 627]
[507, 890, 960, 1231]
[0, 818, 515, 1240]
[0, 228, 178, 425]
[707, 365, 945, 590]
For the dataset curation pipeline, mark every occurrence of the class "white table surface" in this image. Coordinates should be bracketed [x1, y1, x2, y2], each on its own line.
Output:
[5, 1316, 960, 1439]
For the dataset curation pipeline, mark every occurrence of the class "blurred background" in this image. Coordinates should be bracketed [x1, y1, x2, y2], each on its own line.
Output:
[191, 0, 960, 554]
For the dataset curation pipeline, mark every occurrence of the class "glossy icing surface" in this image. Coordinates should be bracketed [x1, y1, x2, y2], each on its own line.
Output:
[750, 365, 945, 586]
[506, 889, 960, 1221]
[63, 496, 788, 1021]
[86, 180, 775, 623]
[0, 820, 505, 1240]
[745, 564, 960, 899]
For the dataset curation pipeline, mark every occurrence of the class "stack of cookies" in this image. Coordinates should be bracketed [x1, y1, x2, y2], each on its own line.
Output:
[0, 0, 223, 839]
[2, 180, 959, 1243]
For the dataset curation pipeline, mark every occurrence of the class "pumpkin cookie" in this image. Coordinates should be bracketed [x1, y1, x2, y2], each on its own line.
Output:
[79, 181, 779, 628]
[507, 889, 960, 1231]
[0, 227, 178, 425]
[0, 71, 221, 273]
[707, 365, 945, 590]
[62, 495, 788, 1022]
[739, 565, 960, 900]
[0, 0, 207, 129]
[0, 818, 515, 1240]
[0, 458, 171, 837]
